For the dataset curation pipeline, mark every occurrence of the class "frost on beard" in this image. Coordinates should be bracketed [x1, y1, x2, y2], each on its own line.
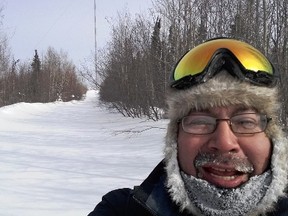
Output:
[181, 170, 272, 216]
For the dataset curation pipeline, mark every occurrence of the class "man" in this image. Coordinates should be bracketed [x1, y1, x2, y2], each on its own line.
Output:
[89, 38, 288, 215]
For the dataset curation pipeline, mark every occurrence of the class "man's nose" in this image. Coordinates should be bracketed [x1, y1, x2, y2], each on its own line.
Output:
[207, 120, 240, 153]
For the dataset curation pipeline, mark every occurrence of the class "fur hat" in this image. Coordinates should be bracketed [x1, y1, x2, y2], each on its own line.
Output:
[164, 71, 288, 214]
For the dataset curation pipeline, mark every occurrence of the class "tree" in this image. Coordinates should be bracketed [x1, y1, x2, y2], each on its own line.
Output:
[0, 3, 86, 106]
[29, 50, 42, 102]
[95, 0, 288, 123]
[41, 47, 87, 102]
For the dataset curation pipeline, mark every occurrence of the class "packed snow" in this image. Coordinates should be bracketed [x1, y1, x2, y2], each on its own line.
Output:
[0, 90, 166, 216]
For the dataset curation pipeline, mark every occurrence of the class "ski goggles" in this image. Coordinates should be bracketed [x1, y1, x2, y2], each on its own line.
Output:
[171, 38, 278, 89]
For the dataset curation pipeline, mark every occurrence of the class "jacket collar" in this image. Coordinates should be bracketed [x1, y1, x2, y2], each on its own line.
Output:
[133, 161, 187, 216]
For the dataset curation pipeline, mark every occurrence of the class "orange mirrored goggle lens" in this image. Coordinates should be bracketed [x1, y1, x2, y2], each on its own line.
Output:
[173, 38, 274, 81]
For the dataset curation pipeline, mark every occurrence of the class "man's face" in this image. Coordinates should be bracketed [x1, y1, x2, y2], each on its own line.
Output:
[177, 106, 272, 189]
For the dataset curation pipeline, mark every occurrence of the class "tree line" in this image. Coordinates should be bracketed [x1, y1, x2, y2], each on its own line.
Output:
[90, 0, 288, 125]
[0, 9, 86, 107]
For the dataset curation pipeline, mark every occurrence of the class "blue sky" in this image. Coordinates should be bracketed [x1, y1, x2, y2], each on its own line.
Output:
[2, 0, 152, 66]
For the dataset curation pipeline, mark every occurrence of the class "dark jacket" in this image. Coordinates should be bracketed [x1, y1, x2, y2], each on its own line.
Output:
[88, 161, 288, 216]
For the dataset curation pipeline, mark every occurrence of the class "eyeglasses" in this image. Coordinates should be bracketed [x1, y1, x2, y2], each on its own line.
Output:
[180, 113, 271, 135]
[171, 38, 278, 89]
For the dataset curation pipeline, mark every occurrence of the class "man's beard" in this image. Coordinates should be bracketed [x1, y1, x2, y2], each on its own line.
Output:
[181, 152, 272, 216]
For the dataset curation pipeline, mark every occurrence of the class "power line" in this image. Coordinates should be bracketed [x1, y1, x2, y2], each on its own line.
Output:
[34, 1, 74, 48]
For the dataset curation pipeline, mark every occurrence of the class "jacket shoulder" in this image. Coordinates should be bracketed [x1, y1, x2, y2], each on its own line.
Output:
[88, 161, 168, 216]
[88, 188, 132, 216]
[270, 195, 288, 216]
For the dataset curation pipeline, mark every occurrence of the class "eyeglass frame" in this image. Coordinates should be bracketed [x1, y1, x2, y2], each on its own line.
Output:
[179, 112, 272, 135]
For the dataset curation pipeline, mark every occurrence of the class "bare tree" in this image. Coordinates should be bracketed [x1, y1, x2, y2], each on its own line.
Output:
[95, 0, 288, 122]
[41, 47, 87, 102]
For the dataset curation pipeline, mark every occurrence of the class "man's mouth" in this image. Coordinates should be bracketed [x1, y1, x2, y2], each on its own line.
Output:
[194, 153, 254, 188]
[198, 165, 250, 188]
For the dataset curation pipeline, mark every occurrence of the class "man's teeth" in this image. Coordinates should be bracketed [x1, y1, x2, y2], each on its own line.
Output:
[210, 173, 237, 180]
[197, 167, 240, 180]
[212, 167, 234, 172]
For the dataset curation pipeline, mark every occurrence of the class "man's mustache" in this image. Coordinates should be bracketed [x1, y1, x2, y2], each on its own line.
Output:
[194, 152, 254, 173]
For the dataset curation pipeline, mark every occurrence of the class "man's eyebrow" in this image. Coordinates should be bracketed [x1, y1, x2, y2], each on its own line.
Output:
[232, 107, 257, 115]
[189, 108, 210, 113]
[189, 106, 258, 116]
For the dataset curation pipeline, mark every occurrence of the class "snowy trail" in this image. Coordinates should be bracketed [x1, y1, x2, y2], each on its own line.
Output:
[0, 90, 165, 216]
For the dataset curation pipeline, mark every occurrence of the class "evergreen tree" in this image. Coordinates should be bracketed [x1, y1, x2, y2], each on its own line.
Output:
[30, 50, 42, 102]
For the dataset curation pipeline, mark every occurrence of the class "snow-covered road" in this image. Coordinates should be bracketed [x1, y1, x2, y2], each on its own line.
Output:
[0, 90, 165, 216]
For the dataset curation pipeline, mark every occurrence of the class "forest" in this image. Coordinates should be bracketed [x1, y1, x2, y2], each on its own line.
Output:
[94, 0, 288, 126]
[0, 9, 87, 106]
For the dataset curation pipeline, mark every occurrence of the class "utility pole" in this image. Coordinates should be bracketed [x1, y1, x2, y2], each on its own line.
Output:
[94, 0, 98, 88]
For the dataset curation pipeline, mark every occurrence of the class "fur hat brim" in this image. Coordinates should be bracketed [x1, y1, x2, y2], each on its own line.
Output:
[166, 72, 280, 138]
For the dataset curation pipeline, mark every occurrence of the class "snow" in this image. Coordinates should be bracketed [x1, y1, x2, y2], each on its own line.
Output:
[0, 90, 166, 216]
